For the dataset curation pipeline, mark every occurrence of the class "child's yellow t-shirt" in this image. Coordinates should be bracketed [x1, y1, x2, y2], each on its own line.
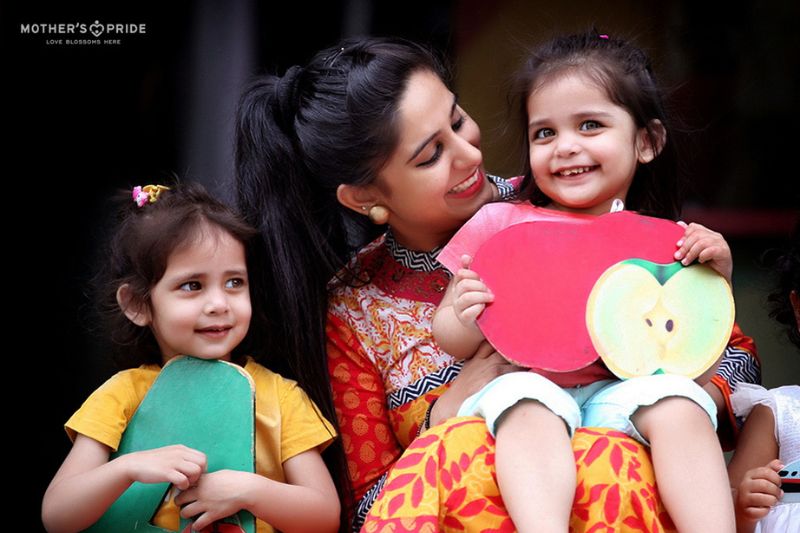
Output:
[66, 357, 336, 532]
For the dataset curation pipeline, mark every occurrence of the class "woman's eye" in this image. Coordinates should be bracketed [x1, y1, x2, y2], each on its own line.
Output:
[580, 120, 602, 131]
[417, 143, 443, 167]
[533, 128, 555, 140]
[452, 114, 465, 131]
[226, 278, 245, 289]
[179, 281, 202, 291]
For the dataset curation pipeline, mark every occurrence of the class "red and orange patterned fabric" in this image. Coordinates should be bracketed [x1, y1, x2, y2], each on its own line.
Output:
[361, 419, 677, 533]
[327, 233, 759, 530]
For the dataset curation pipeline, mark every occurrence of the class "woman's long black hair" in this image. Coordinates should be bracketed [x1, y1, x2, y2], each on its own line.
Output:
[234, 37, 447, 529]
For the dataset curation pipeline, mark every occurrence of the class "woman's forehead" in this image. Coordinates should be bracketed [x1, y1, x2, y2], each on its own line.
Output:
[395, 71, 454, 148]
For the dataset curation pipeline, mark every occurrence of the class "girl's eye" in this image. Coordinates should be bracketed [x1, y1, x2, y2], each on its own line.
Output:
[580, 120, 602, 131]
[417, 143, 443, 167]
[226, 278, 246, 289]
[179, 281, 202, 291]
[452, 114, 465, 132]
[533, 128, 555, 140]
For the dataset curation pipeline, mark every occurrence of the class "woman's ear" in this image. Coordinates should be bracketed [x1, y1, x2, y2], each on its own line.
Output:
[336, 183, 381, 215]
[116, 284, 151, 327]
[636, 119, 667, 164]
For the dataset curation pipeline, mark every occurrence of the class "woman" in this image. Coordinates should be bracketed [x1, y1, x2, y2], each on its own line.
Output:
[235, 36, 759, 532]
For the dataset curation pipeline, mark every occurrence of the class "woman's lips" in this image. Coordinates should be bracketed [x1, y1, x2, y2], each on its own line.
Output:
[447, 169, 484, 199]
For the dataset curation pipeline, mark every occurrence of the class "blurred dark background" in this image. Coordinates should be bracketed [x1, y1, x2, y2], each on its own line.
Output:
[5, 0, 798, 527]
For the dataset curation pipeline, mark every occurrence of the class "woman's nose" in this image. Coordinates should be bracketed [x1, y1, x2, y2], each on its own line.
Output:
[452, 134, 482, 170]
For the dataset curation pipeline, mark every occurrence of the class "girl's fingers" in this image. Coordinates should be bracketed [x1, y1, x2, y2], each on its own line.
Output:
[767, 458, 785, 472]
[456, 290, 494, 310]
[473, 341, 496, 359]
[179, 500, 202, 520]
[459, 303, 486, 322]
[191, 513, 214, 531]
[169, 471, 191, 491]
[455, 268, 482, 282]
[742, 490, 780, 508]
[456, 278, 492, 296]
[180, 460, 204, 485]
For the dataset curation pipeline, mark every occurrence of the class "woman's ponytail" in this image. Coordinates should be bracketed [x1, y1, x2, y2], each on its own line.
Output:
[235, 38, 449, 529]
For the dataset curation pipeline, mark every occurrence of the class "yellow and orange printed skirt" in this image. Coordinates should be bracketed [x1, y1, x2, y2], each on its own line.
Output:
[362, 418, 676, 533]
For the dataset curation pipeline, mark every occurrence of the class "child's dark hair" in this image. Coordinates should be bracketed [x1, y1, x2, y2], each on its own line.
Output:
[766, 223, 800, 348]
[96, 181, 256, 368]
[513, 30, 682, 219]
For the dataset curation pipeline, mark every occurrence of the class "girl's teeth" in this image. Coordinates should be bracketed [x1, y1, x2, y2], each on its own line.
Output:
[560, 166, 592, 176]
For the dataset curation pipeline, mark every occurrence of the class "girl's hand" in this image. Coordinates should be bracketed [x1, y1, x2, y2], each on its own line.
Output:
[431, 341, 523, 425]
[674, 222, 733, 283]
[120, 444, 206, 490]
[734, 459, 783, 527]
[176, 470, 253, 531]
[452, 255, 494, 328]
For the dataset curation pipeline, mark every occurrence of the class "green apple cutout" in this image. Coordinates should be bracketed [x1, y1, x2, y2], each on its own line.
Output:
[586, 259, 735, 379]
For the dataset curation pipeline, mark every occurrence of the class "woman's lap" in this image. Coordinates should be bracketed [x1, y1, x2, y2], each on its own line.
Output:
[361, 417, 676, 533]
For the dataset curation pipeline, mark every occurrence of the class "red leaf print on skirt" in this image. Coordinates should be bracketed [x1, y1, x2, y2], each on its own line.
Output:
[603, 483, 621, 524]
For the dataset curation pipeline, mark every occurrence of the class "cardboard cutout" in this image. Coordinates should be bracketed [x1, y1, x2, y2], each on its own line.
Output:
[470, 210, 734, 378]
[781, 459, 800, 503]
[86, 357, 256, 533]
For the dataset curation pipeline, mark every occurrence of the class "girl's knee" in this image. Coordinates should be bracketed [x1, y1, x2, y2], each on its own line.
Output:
[633, 396, 712, 436]
[496, 400, 570, 436]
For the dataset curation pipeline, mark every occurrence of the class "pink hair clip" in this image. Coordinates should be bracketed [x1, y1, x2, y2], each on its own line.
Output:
[132, 186, 149, 207]
[599, 34, 609, 39]
[132, 184, 170, 207]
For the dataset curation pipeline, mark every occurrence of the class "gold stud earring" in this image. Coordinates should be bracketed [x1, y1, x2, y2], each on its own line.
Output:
[367, 205, 390, 225]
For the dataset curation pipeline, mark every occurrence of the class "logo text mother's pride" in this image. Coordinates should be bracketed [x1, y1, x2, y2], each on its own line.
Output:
[20, 21, 146, 38]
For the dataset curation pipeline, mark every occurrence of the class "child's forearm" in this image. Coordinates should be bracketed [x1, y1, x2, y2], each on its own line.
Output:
[734, 509, 758, 533]
[432, 305, 487, 359]
[42, 456, 133, 533]
[243, 474, 340, 533]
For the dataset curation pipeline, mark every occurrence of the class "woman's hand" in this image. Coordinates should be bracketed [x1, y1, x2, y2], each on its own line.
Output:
[674, 222, 733, 284]
[430, 341, 523, 426]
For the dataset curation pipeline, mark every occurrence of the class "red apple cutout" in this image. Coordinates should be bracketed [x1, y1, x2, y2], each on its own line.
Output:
[470, 210, 732, 373]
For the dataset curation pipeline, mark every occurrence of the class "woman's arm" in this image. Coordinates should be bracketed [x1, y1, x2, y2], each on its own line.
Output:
[42, 435, 206, 533]
[706, 325, 760, 446]
[428, 342, 522, 427]
[176, 449, 339, 533]
[327, 315, 404, 498]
